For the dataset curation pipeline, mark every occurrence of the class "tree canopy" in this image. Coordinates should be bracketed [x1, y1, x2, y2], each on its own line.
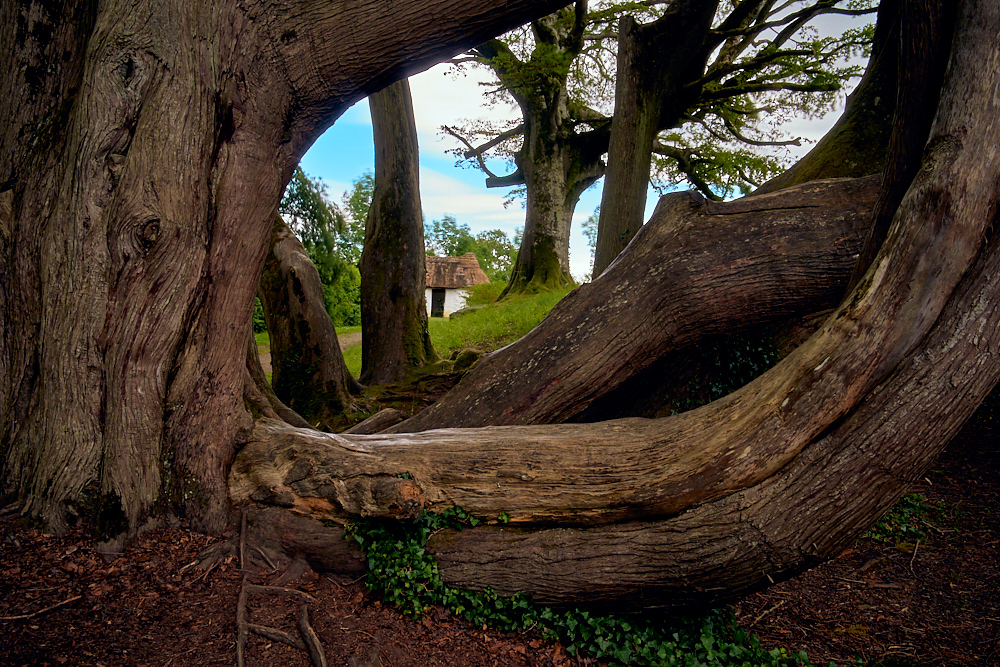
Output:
[448, 0, 875, 200]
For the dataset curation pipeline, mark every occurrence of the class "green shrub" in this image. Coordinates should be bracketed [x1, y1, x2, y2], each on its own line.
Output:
[865, 493, 944, 542]
[464, 281, 507, 307]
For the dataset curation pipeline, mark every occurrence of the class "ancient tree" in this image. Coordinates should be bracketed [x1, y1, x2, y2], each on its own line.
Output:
[3, 0, 1000, 619]
[359, 78, 435, 385]
[448, 0, 874, 289]
[0, 0, 569, 546]
[234, 0, 1000, 613]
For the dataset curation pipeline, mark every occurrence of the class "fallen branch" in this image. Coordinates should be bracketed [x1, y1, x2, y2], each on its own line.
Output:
[248, 623, 308, 650]
[245, 582, 317, 604]
[236, 580, 248, 667]
[0, 595, 81, 621]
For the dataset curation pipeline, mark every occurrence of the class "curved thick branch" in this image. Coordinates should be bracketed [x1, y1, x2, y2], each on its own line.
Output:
[398, 176, 878, 433]
[273, 0, 567, 152]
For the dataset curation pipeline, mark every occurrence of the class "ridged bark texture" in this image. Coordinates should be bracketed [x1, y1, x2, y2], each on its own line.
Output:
[359, 79, 435, 386]
[0, 0, 570, 540]
[593, 2, 718, 277]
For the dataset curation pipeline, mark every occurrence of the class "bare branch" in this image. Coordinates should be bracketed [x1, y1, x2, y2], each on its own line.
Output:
[697, 80, 838, 103]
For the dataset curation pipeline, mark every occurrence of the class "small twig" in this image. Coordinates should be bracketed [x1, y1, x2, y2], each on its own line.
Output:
[248, 623, 307, 650]
[178, 560, 200, 575]
[0, 595, 82, 621]
[751, 600, 785, 626]
[196, 558, 219, 582]
[244, 582, 317, 604]
[253, 545, 278, 571]
[240, 508, 248, 572]
[909, 539, 921, 576]
[236, 579, 248, 667]
[298, 604, 328, 667]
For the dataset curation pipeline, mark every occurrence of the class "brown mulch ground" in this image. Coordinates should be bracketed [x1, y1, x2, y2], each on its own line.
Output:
[1, 420, 997, 666]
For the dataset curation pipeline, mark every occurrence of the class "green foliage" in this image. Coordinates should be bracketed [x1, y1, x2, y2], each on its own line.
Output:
[865, 494, 944, 543]
[672, 333, 781, 414]
[348, 508, 825, 667]
[278, 167, 366, 325]
[280, 167, 345, 283]
[252, 297, 267, 333]
[324, 264, 362, 328]
[448, 0, 877, 199]
[580, 206, 599, 279]
[339, 171, 372, 265]
[464, 281, 507, 306]
[425, 214, 520, 282]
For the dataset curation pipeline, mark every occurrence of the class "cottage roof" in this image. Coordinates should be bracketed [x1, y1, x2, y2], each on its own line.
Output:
[425, 253, 490, 289]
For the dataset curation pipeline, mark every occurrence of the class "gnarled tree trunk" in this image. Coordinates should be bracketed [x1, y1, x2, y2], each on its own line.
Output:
[360, 78, 435, 385]
[0, 0, 570, 544]
[593, 2, 718, 278]
[392, 175, 878, 432]
[258, 217, 362, 428]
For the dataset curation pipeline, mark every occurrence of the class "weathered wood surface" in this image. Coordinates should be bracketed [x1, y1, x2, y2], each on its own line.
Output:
[391, 175, 879, 432]
[360, 79, 435, 385]
[0, 0, 569, 535]
[231, 0, 1000, 611]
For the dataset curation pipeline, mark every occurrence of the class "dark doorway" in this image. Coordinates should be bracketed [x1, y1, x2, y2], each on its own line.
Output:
[431, 288, 446, 317]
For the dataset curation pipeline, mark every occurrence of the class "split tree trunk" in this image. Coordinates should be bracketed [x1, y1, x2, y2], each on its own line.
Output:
[752, 0, 902, 196]
[258, 217, 362, 428]
[392, 175, 878, 432]
[359, 79, 435, 386]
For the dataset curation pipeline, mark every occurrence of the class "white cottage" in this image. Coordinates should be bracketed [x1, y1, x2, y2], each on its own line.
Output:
[425, 253, 490, 317]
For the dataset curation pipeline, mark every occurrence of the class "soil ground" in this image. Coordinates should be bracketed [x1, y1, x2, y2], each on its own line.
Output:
[1, 400, 997, 666]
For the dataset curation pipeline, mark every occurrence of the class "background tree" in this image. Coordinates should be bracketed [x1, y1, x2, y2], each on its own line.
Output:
[279, 166, 362, 327]
[257, 217, 362, 429]
[5, 0, 999, 621]
[448, 0, 875, 286]
[360, 79, 436, 385]
[339, 171, 373, 267]
[235, 0, 1000, 613]
[594, 0, 882, 275]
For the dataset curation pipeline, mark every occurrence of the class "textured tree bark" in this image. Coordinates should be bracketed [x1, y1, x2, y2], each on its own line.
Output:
[360, 79, 435, 386]
[258, 217, 361, 428]
[232, 0, 1000, 612]
[0, 0, 570, 540]
[846, 0, 957, 288]
[593, 2, 718, 278]
[391, 175, 878, 432]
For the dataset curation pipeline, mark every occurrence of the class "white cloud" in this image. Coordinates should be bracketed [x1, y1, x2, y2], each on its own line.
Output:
[419, 167, 524, 237]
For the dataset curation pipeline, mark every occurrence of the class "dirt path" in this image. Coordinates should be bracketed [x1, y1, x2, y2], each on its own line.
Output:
[258, 332, 362, 374]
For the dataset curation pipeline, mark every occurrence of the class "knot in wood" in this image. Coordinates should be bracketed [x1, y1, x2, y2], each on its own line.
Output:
[140, 219, 160, 247]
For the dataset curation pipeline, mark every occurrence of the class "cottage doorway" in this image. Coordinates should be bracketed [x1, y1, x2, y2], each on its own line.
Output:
[431, 288, 446, 317]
